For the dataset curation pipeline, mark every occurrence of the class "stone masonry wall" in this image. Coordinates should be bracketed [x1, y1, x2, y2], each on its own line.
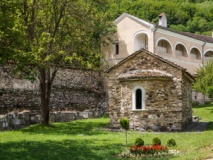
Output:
[181, 73, 193, 128]
[0, 67, 106, 114]
[107, 51, 192, 131]
[0, 109, 101, 131]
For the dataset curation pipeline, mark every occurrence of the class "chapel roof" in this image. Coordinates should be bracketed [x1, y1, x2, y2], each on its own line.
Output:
[105, 49, 194, 81]
[118, 69, 173, 81]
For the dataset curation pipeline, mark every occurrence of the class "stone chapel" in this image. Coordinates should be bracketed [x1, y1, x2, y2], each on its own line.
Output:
[106, 49, 194, 131]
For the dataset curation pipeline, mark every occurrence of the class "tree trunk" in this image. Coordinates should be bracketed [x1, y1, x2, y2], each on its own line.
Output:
[126, 130, 127, 146]
[39, 68, 52, 125]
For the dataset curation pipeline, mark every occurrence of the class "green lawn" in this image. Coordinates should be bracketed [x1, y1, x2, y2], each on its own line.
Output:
[0, 104, 213, 160]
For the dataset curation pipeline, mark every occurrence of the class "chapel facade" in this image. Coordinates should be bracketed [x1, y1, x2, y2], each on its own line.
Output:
[106, 49, 194, 131]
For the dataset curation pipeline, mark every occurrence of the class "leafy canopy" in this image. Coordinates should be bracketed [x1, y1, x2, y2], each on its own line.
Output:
[194, 60, 213, 98]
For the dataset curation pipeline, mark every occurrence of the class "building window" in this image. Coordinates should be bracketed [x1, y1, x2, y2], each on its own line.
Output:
[136, 89, 142, 109]
[114, 41, 119, 55]
[132, 86, 145, 110]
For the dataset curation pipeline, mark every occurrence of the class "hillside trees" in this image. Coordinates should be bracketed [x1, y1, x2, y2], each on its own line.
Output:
[0, 1, 24, 65]
[194, 61, 213, 98]
[108, 0, 213, 36]
[0, 0, 114, 125]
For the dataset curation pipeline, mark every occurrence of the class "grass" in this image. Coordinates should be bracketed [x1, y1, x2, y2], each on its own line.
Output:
[0, 104, 213, 160]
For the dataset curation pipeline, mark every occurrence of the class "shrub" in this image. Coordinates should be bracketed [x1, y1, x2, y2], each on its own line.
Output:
[135, 138, 144, 146]
[152, 137, 161, 145]
[167, 139, 176, 147]
[120, 117, 130, 146]
[120, 117, 129, 130]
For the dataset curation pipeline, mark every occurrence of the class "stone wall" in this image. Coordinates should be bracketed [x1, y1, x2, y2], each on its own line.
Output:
[0, 67, 106, 114]
[192, 91, 212, 104]
[181, 73, 193, 128]
[0, 109, 101, 131]
[107, 51, 193, 131]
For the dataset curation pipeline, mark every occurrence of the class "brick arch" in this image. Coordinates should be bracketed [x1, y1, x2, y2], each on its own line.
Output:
[204, 50, 213, 56]
[175, 42, 188, 57]
[190, 47, 201, 60]
[133, 31, 149, 51]
[204, 50, 213, 62]
[156, 38, 173, 55]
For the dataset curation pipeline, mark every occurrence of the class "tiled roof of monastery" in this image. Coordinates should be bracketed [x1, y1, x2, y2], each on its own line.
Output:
[115, 13, 213, 43]
[118, 69, 173, 80]
[157, 25, 213, 43]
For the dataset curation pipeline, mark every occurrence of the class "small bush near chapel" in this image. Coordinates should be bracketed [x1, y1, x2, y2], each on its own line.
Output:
[152, 137, 161, 145]
[167, 139, 176, 147]
[135, 138, 144, 146]
[120, 118, 129, 130]
[120, 117, 130, 146]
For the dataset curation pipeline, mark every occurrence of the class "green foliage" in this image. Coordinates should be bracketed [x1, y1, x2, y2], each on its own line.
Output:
[120, 117, 129, 130]
[134, 138, 144, 146]
[0, 104, 213, 160]
[120, 117, 129, 146]
[108, 0, 213, 35]
[0, 0, 115, 124]
[101, 113, 109, 118]
[152, 137, 161, 145]
[192, 101, 199, 106]
[167, 139, 176, 147]
[194, 60, 213, 98]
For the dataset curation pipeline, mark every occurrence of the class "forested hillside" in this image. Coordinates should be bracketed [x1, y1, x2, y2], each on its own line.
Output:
[107, 0, 213, 36]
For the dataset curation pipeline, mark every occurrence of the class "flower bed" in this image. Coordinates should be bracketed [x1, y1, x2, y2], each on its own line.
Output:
[130, 145, 168, 155]
[118, 145, 180, 159]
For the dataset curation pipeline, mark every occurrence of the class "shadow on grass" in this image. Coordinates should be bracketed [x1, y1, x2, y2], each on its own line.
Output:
[0, 139, 123, 160]
[206, 122, 213, 131]
[21, 119, 109, 136]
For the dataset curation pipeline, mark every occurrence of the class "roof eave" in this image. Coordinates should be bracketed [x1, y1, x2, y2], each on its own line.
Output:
[114, 13, 155, 28]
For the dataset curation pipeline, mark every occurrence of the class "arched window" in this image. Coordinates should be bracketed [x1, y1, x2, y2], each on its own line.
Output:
[136, 89, 142, 109]
[132, 87, 145, 110]
[190, 47, 201, 60]
[175, 43, 188, 57]
[204, 50, 213, 63]
[156, 39, 172, 55]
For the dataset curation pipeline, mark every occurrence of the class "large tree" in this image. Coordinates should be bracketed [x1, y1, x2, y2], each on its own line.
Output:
[194, 60, 213, 98]
[0, 0, 114, 124]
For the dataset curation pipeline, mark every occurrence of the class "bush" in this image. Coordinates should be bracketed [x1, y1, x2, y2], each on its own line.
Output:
[135, 138, 144, 146]
[152, 137, 161, 145]
[167, 139, 176, 147]
[120, 117, 129, 130]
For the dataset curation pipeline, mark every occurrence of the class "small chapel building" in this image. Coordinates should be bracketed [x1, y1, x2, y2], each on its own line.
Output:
[106, 49, 194, 131]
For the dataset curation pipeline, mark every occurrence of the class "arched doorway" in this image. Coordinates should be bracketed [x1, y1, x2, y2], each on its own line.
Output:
[134, 33, 148, 51]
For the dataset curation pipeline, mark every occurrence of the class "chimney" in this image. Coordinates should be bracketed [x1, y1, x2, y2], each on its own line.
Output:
[159, 13, 167, 27]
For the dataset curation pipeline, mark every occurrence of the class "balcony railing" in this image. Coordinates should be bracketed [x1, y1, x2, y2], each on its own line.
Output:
[175, 50, 183, 57]
[204, 57, 213, 63]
